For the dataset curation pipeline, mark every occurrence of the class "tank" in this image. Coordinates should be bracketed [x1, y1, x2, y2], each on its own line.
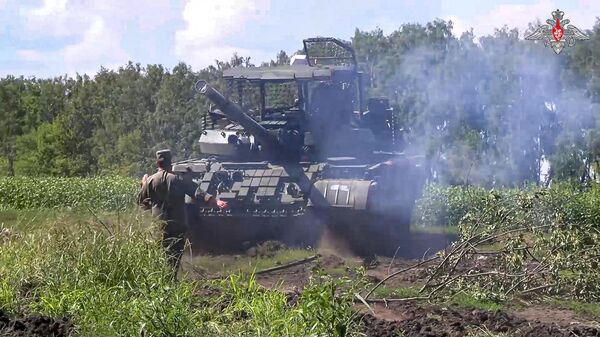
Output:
[174, 38, 426, 256]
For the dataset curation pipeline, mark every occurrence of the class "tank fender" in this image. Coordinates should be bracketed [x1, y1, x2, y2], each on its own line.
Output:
[312, 179, 372, 210]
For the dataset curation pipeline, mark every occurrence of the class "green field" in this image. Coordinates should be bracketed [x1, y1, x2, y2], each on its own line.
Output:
[1, 179, 599, 336]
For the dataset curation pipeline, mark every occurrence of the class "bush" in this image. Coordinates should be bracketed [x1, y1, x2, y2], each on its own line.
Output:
[0, 176, 138, 211]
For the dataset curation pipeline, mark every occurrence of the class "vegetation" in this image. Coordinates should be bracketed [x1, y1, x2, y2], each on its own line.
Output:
[1, 182, 599, 335]
[0, 210, 367, 337]
[410, 183, 600, 303]
[0, 176, 138, 211]
[2, 17, 600, 336]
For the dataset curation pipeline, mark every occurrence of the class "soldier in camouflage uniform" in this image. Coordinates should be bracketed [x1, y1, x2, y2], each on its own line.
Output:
[138, 149, 227, 278]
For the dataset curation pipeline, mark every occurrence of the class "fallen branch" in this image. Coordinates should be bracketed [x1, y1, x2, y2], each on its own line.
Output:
[358, 296, 432, 304]
[254, 255, 320, 275]
[184, 255, 320, 280]
[364, 255, 439, 299]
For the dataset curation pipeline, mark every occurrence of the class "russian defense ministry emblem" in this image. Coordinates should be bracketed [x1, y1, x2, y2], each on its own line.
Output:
[525, 9, 589, 54]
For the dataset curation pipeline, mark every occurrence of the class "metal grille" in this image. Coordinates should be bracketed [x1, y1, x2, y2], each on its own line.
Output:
[304, 40, 354, 66]
[225, 80, 299, 113]
[265, 82, 298, 109]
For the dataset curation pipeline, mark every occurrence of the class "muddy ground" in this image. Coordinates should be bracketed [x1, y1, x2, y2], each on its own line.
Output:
[251, 252, 600, 337]
[199, 230, 600, 337]
[0, 310, 71, 337]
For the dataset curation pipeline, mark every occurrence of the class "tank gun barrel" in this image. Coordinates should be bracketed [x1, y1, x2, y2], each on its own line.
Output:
[195, 80, 280, 151]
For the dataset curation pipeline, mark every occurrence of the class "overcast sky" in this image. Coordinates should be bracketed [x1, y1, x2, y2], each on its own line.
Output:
[1, 0, 598, 78]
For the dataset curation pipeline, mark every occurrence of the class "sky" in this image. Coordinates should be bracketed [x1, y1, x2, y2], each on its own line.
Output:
[0, 0, 599, 78]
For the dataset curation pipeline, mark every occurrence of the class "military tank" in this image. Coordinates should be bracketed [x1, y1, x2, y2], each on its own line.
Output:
[174, 38, 426, 255]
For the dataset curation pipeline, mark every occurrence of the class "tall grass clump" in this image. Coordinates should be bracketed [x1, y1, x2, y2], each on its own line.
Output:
[0, 176, 138, 211]
[199, 271, 364, 337]
[413, 183, 538, 227]
[0, 211, 203, 337]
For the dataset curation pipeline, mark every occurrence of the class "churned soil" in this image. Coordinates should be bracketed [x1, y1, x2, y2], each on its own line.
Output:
[253, 252, 600, 337]
[358, 302, 600, 337]
[189, 229, 600, 337]
[0, 310, 71, 337]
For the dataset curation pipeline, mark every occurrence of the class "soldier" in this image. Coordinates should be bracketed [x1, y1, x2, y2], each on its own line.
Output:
[138, 149, 227, 278]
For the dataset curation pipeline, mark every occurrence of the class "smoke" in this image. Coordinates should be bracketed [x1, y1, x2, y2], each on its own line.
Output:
[380, 27, 598, 187]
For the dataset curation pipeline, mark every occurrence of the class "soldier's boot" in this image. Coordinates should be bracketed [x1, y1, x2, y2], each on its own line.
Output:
[163, 234, 185, 281]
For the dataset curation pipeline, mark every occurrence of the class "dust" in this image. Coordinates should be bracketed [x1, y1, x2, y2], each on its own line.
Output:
[317, 226, 354, 259]
[245, 240, 287, 258]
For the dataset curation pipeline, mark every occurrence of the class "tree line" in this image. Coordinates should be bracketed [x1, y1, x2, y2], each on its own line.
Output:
[1, 19, 599, 187]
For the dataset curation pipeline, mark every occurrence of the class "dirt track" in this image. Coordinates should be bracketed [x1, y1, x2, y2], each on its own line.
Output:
[359, 304, 600, 337]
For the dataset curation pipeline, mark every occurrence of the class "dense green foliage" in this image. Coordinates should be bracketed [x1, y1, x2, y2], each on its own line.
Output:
[2, 20, 600, 186]
[0, 212, 365, 337]
[414, 184, 491, 227]
[0, 176, 138, 211]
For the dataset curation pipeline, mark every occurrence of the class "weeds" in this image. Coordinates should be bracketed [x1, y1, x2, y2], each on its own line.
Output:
[0, 176, 138, 211]
[0, 210, 203, 337]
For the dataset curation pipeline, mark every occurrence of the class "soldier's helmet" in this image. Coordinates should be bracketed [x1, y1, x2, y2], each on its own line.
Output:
[156, 149, 172, 167]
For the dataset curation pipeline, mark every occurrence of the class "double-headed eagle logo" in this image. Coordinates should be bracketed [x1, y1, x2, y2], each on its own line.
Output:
[525, 9, 589, 54]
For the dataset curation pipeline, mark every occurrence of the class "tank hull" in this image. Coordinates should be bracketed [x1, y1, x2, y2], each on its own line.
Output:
[176, 157, 425, 257]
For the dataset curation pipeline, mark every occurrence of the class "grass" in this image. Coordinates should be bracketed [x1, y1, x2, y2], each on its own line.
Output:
[449, 292, 504, 312]
[370, 285, 420, 299]
[548, 299, 600, 320]
[0, 208, 367, 336]
[0, 208, 62, 229]
[0, 209, 200, 336]
[0, 207, 107, 232]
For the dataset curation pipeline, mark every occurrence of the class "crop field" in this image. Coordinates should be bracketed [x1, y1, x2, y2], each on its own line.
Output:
[0, 178, 599, 336]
